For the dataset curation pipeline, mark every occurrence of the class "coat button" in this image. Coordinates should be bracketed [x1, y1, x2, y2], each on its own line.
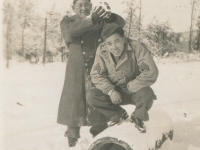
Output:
[85, 63, 88, 66]
[98, 39, 101, 42]
[83, 52, 86, 55]
[81, 40, 84, 43]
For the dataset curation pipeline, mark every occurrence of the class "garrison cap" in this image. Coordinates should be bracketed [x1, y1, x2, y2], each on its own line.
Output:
[101, 23, 121, 40]
[73, 0, 91, 4]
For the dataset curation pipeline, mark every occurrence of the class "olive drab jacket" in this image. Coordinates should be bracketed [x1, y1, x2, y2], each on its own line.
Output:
[57, 14, 125, 127]
[90, 39, 159, 95]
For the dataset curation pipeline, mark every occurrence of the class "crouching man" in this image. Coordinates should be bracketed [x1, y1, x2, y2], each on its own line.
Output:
[87, 23, 159, 133]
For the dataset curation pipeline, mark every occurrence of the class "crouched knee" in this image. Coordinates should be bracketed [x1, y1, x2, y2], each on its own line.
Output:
[138, 87, 156, 101]
[86, 88, 103, 106]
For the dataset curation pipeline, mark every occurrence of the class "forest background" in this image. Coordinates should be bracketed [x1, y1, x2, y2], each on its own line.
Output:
[1, 0, 200, 66]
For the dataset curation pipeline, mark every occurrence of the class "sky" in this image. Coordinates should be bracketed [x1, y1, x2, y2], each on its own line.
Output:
[48, 0, 200, 32]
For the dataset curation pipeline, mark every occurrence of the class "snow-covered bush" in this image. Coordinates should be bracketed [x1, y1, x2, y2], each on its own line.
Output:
[142, 22, 181, 57]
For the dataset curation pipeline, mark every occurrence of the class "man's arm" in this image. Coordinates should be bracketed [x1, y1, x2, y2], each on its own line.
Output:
[91, 45, 122, 104]
[60, 15, 103, 43]
[127, 42, 159, 93]
[90, 45, 115, 94]
[60, 12, 125, 43]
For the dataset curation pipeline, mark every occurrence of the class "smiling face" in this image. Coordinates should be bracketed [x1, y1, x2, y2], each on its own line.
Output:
[105, 33, 126, 57]
[73, 0, 92, 18]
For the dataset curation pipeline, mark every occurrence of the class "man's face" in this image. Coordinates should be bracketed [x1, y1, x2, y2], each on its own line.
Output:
[73, 0, 92, 18]
[105, 33, 125, 57]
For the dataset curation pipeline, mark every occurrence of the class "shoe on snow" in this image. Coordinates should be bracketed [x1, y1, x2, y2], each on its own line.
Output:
[68, 137, 78, 147]
[108, 109, 129, 127]
[131, 115, 146, 133]
[90, 123, 108, 138]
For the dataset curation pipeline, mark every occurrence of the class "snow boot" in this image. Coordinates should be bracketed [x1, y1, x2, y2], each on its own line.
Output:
[68, 137, 78, 147]
[90, 123, 108, 138]
[108, 109, 129, 127]
[130, 115, 146, 133]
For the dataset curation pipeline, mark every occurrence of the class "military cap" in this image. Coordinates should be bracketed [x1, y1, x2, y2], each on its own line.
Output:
[73, 0, 91, 4]
[101, 23, 122, 40]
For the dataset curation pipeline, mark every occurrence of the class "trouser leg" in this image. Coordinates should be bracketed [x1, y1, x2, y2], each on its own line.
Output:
[86, 103, 107, 126]
[65, 126, 80, 139]
[86, 103, 108, 136]
[86, 88, 128, 136]
[131, 87, 156, 121]
[86, 88, 125, 122]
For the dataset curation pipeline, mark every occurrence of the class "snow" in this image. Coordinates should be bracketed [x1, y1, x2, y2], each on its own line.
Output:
[88, 108, 173, 150]
[1, 60, 200, 150]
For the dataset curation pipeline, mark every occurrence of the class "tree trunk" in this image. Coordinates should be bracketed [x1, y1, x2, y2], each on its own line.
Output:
[6, 20, 10, 68]
[62, 48, 64, 62]
[34, 38, 37, 61]
[157, 32, 160, 53]
[43, 17, 47, 65]
[197, 29, 200, 51]
[22, 31, 24, 56]
[22, 19, 25, 57]
[60, 34, 63, 45]
[138, 0, 142, 42]
[6, 6, 13, 68]
[189, 0, 195, 53]
[9, 25, 12, 59]
[127, 8, 132, 39]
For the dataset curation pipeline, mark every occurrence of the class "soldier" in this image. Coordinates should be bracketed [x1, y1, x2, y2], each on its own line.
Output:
[87, 23, 159, 133]
[57, 0, 125, 147]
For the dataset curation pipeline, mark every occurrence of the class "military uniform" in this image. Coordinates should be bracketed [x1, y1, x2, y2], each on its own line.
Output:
[87, 38, 159, 123]
[57, 14, 125, 138]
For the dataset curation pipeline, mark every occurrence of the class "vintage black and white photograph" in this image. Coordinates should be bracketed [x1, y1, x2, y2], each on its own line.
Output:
[1, 0, 200, 149]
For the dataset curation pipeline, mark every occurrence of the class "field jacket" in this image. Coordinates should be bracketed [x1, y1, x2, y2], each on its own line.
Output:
[90, 39, 159, 94]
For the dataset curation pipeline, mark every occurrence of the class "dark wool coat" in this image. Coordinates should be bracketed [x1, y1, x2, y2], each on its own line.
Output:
[57, 14, 125, 127]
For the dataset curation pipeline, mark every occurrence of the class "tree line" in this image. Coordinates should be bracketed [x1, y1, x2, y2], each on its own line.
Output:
[3, 0, 64, 67]
[3, 0, 200, 68]
[123, 0, 200, 57]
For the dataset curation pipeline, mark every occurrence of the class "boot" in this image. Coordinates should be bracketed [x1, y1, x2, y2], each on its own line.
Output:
[130, 115, 146, 133]
[90, 123, 108, 137]
[68, 137, 78, 147]
[108, 109, 129, 127]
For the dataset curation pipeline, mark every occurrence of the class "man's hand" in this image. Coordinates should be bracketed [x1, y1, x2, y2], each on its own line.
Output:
[110, 90, 122, 104]
[91, 6, 109, 24]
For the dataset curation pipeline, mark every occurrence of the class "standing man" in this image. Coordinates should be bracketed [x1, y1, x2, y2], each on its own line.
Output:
[87, 23, 158, 133]
[57, 0, 125, 147]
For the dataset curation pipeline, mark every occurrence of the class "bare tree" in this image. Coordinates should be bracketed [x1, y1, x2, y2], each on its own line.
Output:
[122, 0, 140, 40]
[42, 4, 56, 65]
[189, 0, 196, 53]
[43, 17, 47, 65]
[18, 0, 34, 57]
[196, 16, 200, 51]
[138, 0, 142, 41]
[3, 1, 15, 68]
[2, 0, 65, 64]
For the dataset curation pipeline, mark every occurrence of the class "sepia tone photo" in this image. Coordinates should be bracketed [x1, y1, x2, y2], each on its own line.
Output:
[1, 0, 200, 149]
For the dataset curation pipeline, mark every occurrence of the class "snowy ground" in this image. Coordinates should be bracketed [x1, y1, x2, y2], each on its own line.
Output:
[1, 60, 200, 150]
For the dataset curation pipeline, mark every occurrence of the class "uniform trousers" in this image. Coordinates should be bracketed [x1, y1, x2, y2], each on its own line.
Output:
[86, 87, 156, 123]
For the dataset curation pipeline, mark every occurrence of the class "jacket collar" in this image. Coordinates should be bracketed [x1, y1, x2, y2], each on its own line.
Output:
[127, 42, 132, 51]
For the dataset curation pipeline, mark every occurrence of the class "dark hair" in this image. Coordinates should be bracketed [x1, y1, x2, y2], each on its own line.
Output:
[73, 0, 91, 5]
[113, 27, 124, 37]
